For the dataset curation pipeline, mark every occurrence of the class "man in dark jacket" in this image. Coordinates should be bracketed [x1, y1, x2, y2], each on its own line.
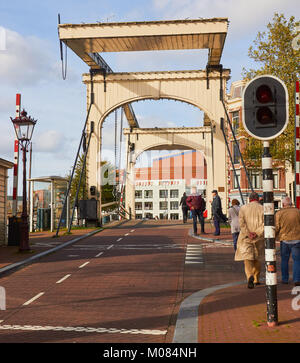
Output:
[180, 192, 188, 223]
[211, 190, 226, 236]
[186, 188, 206, 235]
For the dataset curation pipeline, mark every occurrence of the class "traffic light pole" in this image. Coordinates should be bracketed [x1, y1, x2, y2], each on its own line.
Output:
[295, 80, 300, 209]
[262, 141, 278, 327]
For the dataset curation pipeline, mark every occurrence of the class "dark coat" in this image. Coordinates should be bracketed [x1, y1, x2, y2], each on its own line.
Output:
[180, 195, 188, 208]
[212, 195, 227, 222]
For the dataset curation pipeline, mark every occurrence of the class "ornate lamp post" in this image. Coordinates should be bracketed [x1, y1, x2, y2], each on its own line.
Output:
[11, 109, 37, 251]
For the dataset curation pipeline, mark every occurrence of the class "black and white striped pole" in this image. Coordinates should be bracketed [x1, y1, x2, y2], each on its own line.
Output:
[262, 141, 278, 327]
[242, 75, 289, 327]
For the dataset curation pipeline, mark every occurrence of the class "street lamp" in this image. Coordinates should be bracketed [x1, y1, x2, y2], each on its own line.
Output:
[11, 109, 37, 251]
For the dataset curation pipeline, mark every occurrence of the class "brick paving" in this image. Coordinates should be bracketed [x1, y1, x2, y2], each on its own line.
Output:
[0, 219, 299, 343]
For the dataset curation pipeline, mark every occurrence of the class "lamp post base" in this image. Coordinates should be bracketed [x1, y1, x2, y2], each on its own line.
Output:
[267, 321, 278, 328]
[19, 218, 30, 252]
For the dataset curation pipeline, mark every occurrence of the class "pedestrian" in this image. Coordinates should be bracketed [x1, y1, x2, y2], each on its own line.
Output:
[228, 199, 240, 251]
[211, 190, 226, 236]
[186, 187, 206, 236]
[234, 192, 264, 289]
[180, 192, 188, 223]
[275, 196, 300, 286]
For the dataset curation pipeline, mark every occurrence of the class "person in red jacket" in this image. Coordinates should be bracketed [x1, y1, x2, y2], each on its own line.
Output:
[186, 187, 206, 236]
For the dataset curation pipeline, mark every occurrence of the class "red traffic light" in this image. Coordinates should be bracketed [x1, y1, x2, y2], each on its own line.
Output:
[256, 85, 273, 104]
[242, 75, 288, 140]
[256, 107, 273, 125]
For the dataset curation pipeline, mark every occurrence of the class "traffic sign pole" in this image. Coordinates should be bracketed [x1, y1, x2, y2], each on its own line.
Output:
[262, 141, 278, 327]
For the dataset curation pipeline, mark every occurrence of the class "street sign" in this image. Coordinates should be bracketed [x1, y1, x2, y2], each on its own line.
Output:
[242, 75, 289, 140]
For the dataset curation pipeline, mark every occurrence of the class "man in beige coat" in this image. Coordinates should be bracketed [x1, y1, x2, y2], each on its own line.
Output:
[234, 192, 264, 288]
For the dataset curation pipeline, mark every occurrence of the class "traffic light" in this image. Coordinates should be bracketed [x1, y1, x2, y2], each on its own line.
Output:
[90, 185, 96, 196]
[242, 75, 289, 140]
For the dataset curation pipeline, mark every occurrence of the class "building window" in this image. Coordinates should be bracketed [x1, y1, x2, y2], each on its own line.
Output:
[159, 189, 168, 198]
[233, 169, 241, 190]
[233, 141, 240, 164]
[232, 111, 239, 134]
[160, 201, 168, 210]
[170, 213, 179, 220]
[273, 171, 278, 189]
[170, 189, 179, 198]
[144, 190, 153, 198]
[170, 201, 179, 210]
[135, 214, 143, 220]
[250, 170, 261, 189]
[135, 202, 142, 210]
[135, 190, 142, 199]
[144, 202, 153, 210]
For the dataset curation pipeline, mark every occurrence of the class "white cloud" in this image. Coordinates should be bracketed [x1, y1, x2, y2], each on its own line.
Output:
[152, 0, 299, 38]
[34, 130, 66, 153]
[0, 28, 59, 86]
[0, 27, 79, 87]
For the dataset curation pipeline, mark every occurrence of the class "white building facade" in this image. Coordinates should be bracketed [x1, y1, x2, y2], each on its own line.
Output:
[134, 179, 207, 220]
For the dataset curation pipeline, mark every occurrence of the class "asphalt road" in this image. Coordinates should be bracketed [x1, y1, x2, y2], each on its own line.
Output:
[0, 220, 191, 343]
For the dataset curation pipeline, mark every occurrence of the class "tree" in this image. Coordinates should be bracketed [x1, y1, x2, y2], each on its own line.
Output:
[241, 13, 300, 169]
[67, 157, 116, 206]
[68, 153, 88, 205]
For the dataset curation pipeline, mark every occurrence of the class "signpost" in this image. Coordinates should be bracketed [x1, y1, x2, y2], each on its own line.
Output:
[242, 75, 289, 327]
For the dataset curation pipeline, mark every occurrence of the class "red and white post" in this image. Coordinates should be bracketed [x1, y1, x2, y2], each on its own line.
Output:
[295, 81, 300, 209]
[12, 94, 21, 216]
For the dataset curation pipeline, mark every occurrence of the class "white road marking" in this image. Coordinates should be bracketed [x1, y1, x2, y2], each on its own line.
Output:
[0, 324, 167, 336]
[23, 292, 45, 306]
[68, 255, 80, 258]
[116, 238, 123, 242]
[56, 274, 71, 284]
[107, 244, 114, 250]
[79, 262, 90, 269]
[185, 244, 204, 265]
[130, 230, 135, 232]
[95, 252, 103, 257]
[124, 233, 129, 236]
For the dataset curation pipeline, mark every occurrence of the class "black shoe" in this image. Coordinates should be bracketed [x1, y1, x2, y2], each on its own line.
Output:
[254, 282, 261, 286]
[248, 276, 255, 289]
[282, 281, 289, 285]
[295, 282, 300, 286]
[201, 231, 206, 234]
[213, 233, 220, 236]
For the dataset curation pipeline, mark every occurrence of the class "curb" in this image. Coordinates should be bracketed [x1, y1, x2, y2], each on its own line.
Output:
[172, 280, 245, 343]
[0, 228, 102, 277]
[188, 229, 233, 244]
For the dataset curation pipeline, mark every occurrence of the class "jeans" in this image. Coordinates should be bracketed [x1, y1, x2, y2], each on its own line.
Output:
[232, 232, 239, 251]
[182, 206, 188, 223]
[280, 241, 300, 283]
[191, 209, 205, 234]
[213, 217, 220, 235]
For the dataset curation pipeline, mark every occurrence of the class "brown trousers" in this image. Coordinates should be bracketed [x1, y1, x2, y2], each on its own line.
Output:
[244, 259, 261, 283]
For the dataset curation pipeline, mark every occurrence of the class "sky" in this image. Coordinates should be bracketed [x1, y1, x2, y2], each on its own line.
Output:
[0, 0, 299, 194]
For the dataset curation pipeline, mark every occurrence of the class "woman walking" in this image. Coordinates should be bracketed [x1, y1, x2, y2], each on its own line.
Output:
[228, 199, 240, 251]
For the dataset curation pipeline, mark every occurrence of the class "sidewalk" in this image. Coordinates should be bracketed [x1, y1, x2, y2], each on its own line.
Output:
[177, 226, 300, 343]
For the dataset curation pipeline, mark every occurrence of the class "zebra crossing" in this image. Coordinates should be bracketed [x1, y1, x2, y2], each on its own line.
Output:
[185, 244, 204, 265]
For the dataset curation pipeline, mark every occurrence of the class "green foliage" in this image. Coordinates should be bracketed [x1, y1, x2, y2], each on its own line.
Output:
[241, 13, 300, 169]
[67, 157, 116, 205]
[67, 153, 88, 205]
